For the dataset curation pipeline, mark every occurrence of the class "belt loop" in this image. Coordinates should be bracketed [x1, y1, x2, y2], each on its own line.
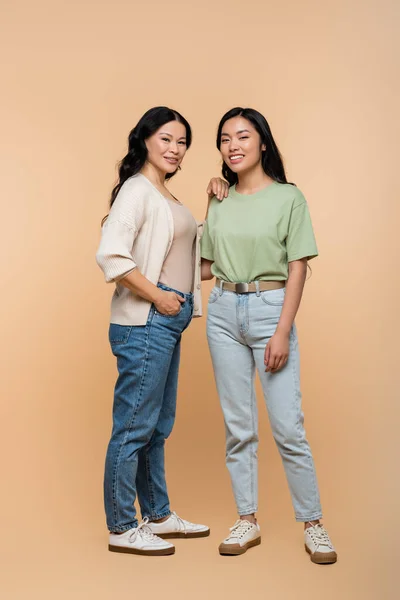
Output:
[219, 279, 224, 296]
[255, 280, 260, 297]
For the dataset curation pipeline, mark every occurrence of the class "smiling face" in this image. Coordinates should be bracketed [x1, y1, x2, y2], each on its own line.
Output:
[219, 116, 266, 175]
[145, 120, 188, 176]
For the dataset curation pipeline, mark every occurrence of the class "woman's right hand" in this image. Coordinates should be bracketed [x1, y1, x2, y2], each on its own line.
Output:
[154, 290, 185, 316]
[206, 177, 229, 201]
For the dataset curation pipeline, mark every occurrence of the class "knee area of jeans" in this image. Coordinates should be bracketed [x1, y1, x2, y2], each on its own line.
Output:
[273, 426, 306, 449]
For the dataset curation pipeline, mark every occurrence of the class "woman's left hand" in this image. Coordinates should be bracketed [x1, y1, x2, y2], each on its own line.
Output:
[264, 331, 290, 373]
[206, 177, 229, 202]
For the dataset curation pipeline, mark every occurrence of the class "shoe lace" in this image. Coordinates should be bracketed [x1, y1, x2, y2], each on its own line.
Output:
[227, 519, 254, 540]
[128, 518, 159, 543]
[306, 523, 333, 548]
[170, 511, 189, 533]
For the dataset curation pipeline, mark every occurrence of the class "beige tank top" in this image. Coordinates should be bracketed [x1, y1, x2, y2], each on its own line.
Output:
[159, 198, 197, 293]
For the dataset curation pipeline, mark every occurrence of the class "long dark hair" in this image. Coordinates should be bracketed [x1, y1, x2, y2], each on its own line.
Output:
[216, 107, 293, 186]
[108, 106, 192, 211]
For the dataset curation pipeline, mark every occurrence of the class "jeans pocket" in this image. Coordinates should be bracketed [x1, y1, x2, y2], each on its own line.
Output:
[208, 287, 220, 304]
[109, 324, 132, 345]
[260, 288, 285, 306]
[154, 305, 183, 318]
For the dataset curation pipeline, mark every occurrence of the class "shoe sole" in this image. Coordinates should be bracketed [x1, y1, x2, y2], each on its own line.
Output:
[108, 544, 175, 556]
[158, 529, 210, 539]
[219, 536, 261, 556]
[305, 544, 337, 564]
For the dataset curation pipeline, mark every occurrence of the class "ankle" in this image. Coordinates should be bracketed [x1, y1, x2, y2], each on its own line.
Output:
[150, 515, 170, 524]
[240, 514, 257, 525]
[304, 520, 320, 530]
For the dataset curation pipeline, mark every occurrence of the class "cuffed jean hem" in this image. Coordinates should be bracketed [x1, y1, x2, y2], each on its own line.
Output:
[238, 507, 258, 516]
[143, 510, 171, 522]
[108, 521, 138, 533]
[295, 512, 323, 523]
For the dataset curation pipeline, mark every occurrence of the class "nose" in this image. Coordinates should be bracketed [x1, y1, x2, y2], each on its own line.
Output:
[170, 142, 179, 154]
[228, 138, 239, 152]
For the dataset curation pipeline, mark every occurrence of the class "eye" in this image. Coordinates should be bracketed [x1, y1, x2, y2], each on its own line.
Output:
[239, 136, 249, 140]
[162, 137, 170, 142]
[178, 140, 187, 146]
[221, 138, 229, 143]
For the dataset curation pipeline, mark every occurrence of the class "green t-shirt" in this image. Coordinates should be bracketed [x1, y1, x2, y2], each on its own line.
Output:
[201, 182, 318, 282]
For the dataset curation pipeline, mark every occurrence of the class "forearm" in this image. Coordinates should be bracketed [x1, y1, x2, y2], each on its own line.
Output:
[119, 268, 162, 303]
[201, 259, 214, 281]
[276, 259, 307, 336]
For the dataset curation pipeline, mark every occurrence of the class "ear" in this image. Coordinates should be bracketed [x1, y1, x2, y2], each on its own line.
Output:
[261, 144, 267, 152]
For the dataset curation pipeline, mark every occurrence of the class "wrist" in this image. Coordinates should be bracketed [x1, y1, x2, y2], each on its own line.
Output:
[276, 324, 291, 337]
[150, 288, 164, 304]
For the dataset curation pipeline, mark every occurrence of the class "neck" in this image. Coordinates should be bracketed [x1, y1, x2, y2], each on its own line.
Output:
[141, 162, 166, 188]
[235, 164, 274, 195]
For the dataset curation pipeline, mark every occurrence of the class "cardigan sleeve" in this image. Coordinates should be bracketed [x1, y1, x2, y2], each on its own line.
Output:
[96, 178, 146, 283]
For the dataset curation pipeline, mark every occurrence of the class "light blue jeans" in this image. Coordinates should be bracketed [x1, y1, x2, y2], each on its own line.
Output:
[206, 285, 322, 522]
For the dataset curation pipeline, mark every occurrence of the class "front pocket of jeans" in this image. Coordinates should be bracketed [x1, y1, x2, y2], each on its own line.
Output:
[260, 290, 285, 306]
[109, 324, 132, 345]
[208, 288, 220, 304]
[154, 305, 183, 318]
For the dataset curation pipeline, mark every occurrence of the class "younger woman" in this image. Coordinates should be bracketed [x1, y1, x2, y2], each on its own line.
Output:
[201, 108, 337, 564]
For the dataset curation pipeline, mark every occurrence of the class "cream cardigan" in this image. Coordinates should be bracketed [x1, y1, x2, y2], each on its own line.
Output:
[96, 173, 203, 325]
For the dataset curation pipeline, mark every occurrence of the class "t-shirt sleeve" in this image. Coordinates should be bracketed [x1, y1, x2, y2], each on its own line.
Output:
[200, 219, 215, 261]
[286, 199, 318, 262]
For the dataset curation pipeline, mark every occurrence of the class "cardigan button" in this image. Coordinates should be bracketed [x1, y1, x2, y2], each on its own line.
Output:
[194, 305, 199, 311]
[197, 284, 201, 290]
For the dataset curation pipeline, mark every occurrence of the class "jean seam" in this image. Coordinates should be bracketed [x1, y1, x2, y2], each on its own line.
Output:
[111, 315, 153, 528]
[144, 446, 156, 515]
[290, 329, 322, 519]
[109, 521, 138, 533]
[145, 510, 172, 521]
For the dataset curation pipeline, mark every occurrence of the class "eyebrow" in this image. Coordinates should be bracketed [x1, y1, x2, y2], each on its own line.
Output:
[221, 129, 251, 136]
[159, 131, 186, 140]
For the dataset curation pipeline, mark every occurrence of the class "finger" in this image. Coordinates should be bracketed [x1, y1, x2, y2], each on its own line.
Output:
[264, 345, 270, 366]
[271, 357, 285, 373]
[224, 182, 229, 197]
[268, 354, 279, 371]
[219, 180, 225, 200]
[176, 294, 186, 303]
[206, 183, 212, 195]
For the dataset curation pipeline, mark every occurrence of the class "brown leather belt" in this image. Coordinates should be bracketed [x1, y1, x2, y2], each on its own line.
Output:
[216, 279, 285, 293]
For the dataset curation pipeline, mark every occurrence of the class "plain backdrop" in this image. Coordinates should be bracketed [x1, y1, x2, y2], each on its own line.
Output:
[1, 1, 399, 598]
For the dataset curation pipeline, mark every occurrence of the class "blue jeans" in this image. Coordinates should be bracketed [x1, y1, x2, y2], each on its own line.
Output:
[207, 285, 322, 522]
[104, 284, 193, 532]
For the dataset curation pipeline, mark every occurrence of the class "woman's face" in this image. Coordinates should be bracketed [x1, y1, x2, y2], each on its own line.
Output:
[220, 116, 266, 175]
[145, 120, 188, 175]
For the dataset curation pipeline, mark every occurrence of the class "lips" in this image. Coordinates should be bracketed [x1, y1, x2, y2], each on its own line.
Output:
[164, 156, 179, 164]
[229, 154, 244, 164]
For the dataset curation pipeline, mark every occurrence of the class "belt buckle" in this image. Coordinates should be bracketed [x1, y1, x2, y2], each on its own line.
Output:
[235, 282, 249, 294]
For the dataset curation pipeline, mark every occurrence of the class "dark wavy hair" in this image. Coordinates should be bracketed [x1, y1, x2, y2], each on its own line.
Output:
[216, 107, 293, 186]
[108, 106, 192, 213]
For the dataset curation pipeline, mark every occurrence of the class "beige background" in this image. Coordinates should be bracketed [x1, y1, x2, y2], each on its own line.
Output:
[1, 0, 399, 598]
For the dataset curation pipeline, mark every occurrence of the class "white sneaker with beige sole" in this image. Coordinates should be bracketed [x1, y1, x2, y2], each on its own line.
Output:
[108, 518, 175, 556]
[304, 523, 337, 564]
[219, 519, 261, 555]
[146, 511, 210, 539]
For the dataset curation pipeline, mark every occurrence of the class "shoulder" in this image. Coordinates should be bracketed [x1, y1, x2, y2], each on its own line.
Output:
[118, 174, 153, 199]
[272, 183, 307, 210]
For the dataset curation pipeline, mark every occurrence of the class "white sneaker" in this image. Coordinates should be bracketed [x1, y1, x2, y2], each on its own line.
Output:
[146, 511, 210, 539]
[219, 519, 261, 555]
[108, 518, 175, 556]
[304, 523, 337, 564]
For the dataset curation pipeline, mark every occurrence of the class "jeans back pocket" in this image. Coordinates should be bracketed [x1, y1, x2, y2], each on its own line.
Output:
[109, 324, 132, 345]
